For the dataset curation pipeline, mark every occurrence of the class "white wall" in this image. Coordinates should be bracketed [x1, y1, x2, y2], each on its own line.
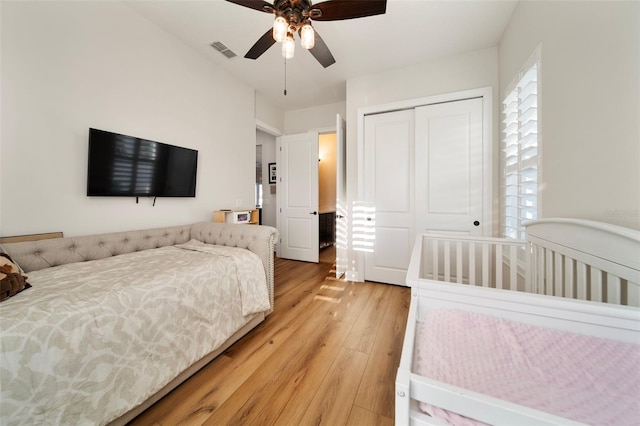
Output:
[284, 101, 346, 134]
[344, 47, 499, 279]
[346, 47, 499, 201]
[254, 92, 282, 229]
[0, 1, 4, 235]
[1, 1, 257, 237]
[499, 0, 640, 230]
[255, 92, 284, 135]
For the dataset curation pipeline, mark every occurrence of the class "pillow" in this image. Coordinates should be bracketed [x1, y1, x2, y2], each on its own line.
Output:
[0, 253, 31, 302]
[0, 244, 25, 274]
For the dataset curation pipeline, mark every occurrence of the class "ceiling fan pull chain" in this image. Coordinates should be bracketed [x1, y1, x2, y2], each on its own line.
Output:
[284, 56, 287, 96]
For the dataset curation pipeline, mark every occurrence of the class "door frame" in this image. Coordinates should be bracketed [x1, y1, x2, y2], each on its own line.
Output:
[275, 126, 339, 262]
[335, 115, 347, 279]
[276, 131, 320, 262]
[354, 87, 494, 282]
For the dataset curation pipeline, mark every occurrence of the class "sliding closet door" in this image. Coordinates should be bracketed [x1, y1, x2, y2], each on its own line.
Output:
[363, 109, 415, 285]
[362, 97, 486, 285]
[414, 97, 484, 236]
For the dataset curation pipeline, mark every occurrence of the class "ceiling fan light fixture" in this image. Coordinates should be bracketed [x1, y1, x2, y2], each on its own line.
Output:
[226, 0, 387, 68]
[282, 32, 295, 59]
[300, 23, 315, 50]
[273, 16, 287, 42]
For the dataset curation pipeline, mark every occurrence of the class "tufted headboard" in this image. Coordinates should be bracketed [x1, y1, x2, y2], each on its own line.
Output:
[2, 222, 278, 312]
[2, 225, 193, 272]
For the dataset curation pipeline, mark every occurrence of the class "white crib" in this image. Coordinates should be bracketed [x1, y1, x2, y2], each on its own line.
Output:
[416, 219, 640, 307]
[396, 218, 640, 425]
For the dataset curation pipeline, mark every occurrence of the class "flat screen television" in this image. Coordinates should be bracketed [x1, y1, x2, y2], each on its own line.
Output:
[87, 128, 198, 197]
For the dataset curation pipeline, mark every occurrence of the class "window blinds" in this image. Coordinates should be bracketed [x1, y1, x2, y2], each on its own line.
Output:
[502, 54, 539, 240]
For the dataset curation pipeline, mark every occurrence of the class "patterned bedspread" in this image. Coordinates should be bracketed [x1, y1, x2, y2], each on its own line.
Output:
[414, 309, 640, 425]
[0, 240, 269, 425]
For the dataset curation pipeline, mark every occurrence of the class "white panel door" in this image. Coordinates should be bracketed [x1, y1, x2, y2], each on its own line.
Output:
[414, 98, 484, 236]
[363, 110, 415, 285]
[335, 114, 347, 278]
[414, 98, 485, 283]
[362, 97, 486, 285]
[278, 132, 319, 262]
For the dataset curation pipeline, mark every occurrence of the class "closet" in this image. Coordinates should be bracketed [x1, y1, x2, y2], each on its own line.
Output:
[361, 96, 490, 285]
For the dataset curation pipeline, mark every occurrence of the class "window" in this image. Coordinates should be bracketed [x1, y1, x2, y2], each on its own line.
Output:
[502, 48, 540, 240]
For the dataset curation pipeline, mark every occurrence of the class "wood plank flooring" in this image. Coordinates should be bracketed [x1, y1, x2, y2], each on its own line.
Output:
[130, 251, 410, 425]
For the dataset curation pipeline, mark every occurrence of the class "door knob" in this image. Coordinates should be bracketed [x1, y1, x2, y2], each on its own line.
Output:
[310, 211, 318, 215]
[336, 214, 344, 219]
[473, 220, 480, 226]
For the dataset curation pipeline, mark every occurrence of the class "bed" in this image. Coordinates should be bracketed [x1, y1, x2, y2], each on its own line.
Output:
[0, 222, 277, 425]
[396, 218, 640, 425]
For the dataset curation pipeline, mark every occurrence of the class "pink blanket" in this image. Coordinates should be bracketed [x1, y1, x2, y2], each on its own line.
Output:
[414, 309, 640, 425]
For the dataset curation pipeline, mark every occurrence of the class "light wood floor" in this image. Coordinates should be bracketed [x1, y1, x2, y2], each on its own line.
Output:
[130, 251, 410, 425]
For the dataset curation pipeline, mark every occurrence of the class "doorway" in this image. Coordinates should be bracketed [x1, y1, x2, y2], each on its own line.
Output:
[318, 132, 337, 265]
[256, 129, 278, 228]
[276, 130, 341, 268]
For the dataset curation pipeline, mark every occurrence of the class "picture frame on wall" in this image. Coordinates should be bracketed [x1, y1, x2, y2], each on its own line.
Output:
[268, 163, 277, 184]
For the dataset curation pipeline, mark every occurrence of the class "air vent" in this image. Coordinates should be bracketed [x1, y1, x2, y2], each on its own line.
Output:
[210, 41, 237, 59]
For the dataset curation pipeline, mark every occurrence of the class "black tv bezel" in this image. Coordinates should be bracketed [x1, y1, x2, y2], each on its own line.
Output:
[86, 128, 198, 198]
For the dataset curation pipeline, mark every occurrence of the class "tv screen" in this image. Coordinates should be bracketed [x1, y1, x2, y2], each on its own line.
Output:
[87, 128, 198, 197]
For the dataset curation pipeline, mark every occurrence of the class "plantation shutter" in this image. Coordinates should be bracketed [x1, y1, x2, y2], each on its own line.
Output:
[502, 50, 539, 240]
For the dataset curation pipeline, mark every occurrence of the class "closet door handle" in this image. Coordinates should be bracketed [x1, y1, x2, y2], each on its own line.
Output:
[310, 211, 318, 215]
[473, 221, 480, 227]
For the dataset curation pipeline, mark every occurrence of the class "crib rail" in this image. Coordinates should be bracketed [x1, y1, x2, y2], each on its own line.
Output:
[526, 219, 640, 307]
[420, 234, 527, 292]
[529, 243, 640, 307]
[415, 219, 640, 307]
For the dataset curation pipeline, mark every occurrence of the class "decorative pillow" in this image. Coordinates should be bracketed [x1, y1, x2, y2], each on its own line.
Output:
[0, 253, 31, 302]
[0, 244, 25, 274]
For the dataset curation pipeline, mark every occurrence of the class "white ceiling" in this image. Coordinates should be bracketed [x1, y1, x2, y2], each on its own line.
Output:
[125, 0, 517, 111]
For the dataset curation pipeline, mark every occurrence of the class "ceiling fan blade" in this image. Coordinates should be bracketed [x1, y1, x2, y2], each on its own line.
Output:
[308, 29, 335, 68]
[225, 0, 274, 13]
[310, 0, 387, 21]
[245, 28, 277, 59]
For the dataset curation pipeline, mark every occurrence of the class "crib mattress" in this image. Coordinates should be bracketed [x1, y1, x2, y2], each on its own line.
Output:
[414, 309, 640, 425]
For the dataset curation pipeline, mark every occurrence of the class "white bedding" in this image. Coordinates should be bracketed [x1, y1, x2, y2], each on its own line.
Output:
[0, 240, 269, 425]
[414, 309, 640, 426]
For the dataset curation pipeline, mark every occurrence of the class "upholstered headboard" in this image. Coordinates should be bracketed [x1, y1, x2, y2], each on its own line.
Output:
[2, 225, 193, 273]
[1, 222, 278, 312]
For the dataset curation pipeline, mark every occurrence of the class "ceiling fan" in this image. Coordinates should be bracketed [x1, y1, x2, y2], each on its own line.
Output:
[225, 0, 387, 68]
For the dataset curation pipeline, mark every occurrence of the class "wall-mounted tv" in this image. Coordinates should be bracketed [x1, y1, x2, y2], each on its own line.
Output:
[87, 128, 198, 197]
